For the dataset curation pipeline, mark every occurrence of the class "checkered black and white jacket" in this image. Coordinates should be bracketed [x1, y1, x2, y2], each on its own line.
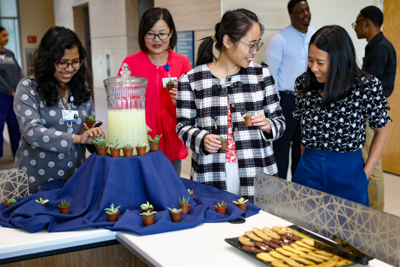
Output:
[176, 62, 285, 202]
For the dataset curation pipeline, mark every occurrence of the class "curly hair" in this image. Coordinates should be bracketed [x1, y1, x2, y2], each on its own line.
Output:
[29, 26, 93, 107]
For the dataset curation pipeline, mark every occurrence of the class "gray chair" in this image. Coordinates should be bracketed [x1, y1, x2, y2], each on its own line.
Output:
[0, 168, 29, 203]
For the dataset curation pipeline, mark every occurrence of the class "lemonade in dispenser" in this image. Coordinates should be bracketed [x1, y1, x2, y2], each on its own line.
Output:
[104, 63, 149, 155]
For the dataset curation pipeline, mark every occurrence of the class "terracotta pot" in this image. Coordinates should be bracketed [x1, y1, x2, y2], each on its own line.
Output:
[141, 207, 154, 213]
[107, 211, 120, 222]
[169, 210, 182, 222]
[109, 148, 121, 157]
[236, 202, 247, 212]
[123, 148, 134, 157]
[215, 205, 227, 215]
[85, 118, 96, 129]
[142, 214, 155, 226]
[136, 146, 146, 156]
[149, 142, 159, 151]
[4, 200, 16, 208]
[166, 83, 174, 92]
[58, 204, 71, 214]
[179, 203, 191, 215]
[220, 140, 228, 150]
[190, 194, 195, 199]
[96, 146, 108, 156]
[244, 116, 253, 126]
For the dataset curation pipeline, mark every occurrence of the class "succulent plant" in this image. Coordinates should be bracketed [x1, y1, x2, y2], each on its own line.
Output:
[35, 198, 49, 204]
[140, 201, 154, 210]
[244, 113, 252, 117]
[6, 199, 17, 205]
[104, 203, 121, 215]
[108, 139, 121, 149]
[233, 197, 248, 204]
[93, 136, 108, 147]
[136, 140, 147, 147]
[86, 115, 95, 122]
[139, 210, 157, 217]
[60, 199, 70, 207]
[147, 134, 162, 143]
[179, 195, 190, 205]
[167, 79, 175, 85]
[216, 201, 227, 208]
[168, 207, 182, 213]
[123, 143, 132, 149]
[187, 189, 193, 196]
[218, 136, 227, 141]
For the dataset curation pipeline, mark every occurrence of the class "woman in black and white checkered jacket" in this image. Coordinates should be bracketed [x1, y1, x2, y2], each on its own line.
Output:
[176, 9, 285, 202]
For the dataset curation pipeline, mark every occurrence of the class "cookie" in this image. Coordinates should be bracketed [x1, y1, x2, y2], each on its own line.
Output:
[238, 235, 254, 246]
[291, 243, 312, 253]
[314, 250, 333, 257]
[301, 239, 315, 247]
[271, 261, 288, 267]
[245, 230, 264, 242]
[308, 252, 331, 261]
[283, 232, 303, 241]
[254, 241, 273, 252]
[263, 227, 281, 239]
[295, 241, 317, 250]
[269, 251, 286, 260]
[272, 226, 295, 235]
[253, 227, 272, 241]
[282, 245, 306, 256]
[290, 255, 315, 265]
[241, 245, 265, 253]
[276, 248, 297, 257]
[256, 252, 277, 262]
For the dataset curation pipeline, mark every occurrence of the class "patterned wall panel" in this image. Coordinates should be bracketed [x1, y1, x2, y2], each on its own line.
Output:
[0, 168, 29, 203]
[254, 173, 400, 267]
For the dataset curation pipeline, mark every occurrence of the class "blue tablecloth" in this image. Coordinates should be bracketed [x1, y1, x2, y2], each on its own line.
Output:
[0, 151, 259, 234]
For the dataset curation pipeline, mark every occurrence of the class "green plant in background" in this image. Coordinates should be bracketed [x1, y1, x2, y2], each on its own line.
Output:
[218, 136, 227, 141]
[60, 199, 70, 207]
[168, 207, 182, 213]
[136, 140, 147, 147]
[93, 136, 108, 147]
[139, 210, 157, 217]
[6, 199, 17, 205]
[179, 196, 190, 205]
[35, 198, 49, 204]
[147, 135, 162, 143]
[108, 139, 121, 149]
[123, 144, 132, 149]
[86, 116, 95, 122]
[187, 189, 193, 196]
[140, 201, 154, 210]
[167, 79, 175, 85]
[233, 197, 248, 204]
[104, 203, 121, 215]
[216, 201, 227, 208]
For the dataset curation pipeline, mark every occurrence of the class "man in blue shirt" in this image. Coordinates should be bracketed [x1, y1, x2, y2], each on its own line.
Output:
[264, 0, 316, 179]
[353, 6, 397, 211]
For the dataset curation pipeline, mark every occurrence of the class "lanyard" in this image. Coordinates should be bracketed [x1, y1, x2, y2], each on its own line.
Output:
[59, 91, 75, 128]
[164, 64, 171, 78]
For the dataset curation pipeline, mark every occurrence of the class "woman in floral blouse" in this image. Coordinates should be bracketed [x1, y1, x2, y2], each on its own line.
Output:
[293, 25, 391, 206]
[176, 9, 285, 202]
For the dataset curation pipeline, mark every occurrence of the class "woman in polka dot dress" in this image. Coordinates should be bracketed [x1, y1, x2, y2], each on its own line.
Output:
[13, 26, 105, 194]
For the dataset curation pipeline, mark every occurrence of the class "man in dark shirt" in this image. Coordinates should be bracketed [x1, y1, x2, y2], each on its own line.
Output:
[353, 6, 397, 211]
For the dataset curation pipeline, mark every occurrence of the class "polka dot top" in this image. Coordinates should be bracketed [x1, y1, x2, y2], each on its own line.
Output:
[13, 76, 96, 193]
[293, 73, 391, 153]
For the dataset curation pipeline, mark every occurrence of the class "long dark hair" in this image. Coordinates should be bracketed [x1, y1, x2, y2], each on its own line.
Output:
[196, 9, 264, 66]
[138, 7, 177, 52]
[302, 25, 365, 107]
[29, 26, 93, 107]
[0, 26, 5, 32]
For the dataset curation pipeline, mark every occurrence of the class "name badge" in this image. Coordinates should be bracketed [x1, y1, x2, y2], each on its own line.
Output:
[162, 77, 178, 88]
[62, 110, 79, 122]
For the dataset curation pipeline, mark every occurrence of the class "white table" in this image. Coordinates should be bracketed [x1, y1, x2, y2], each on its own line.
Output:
[0, 211, 393, 267]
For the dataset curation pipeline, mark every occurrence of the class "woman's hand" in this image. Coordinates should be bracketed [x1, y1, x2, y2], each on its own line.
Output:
[77, 127, 105, 144]
[169, 88, 177, 106]
[204, 134, 221, 153]
[251, 114, 271, 134]
[146, 125, 152, 133]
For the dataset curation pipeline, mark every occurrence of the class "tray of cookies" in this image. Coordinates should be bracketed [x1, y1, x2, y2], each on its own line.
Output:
[225, 225, 371, 266]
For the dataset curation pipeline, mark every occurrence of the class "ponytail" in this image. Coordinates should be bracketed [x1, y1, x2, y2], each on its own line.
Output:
[196, 37, 215, 66]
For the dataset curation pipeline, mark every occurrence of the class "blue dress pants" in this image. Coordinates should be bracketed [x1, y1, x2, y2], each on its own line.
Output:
[0, 93, 21, 157]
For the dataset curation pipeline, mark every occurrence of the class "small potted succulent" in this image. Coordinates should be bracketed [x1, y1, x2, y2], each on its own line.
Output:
[215, 201, 227, 215]
[179, 196, 191, 215]
[188, 189, 195, 199]
[244, 113, 253, 126]
[233, 197, 248, 212]
[147, 134, 162, 152]
[35, 198, 49, 205]
[122, 144, 134, 157]
[4, 198, 17, 208]
[218, 136, 228, 150]
[139, 210, 157, 226]
[58, 199, 71, 214]
[93, 136, 108, 156]
[140, 201, 154, 213]
[136, 140, 147, 156]
[108, 139, 122, 157]
[104, 203, 121, 222]
[85, 115, 96, 129]
[166, 79, 175, 92]
[168, 207, 183, 222]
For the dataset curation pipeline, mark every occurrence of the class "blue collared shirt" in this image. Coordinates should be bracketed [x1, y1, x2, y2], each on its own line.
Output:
[264, 25, 316, 93]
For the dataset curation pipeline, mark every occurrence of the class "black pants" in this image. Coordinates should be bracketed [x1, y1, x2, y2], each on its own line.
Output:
[273, 93, 301, 179]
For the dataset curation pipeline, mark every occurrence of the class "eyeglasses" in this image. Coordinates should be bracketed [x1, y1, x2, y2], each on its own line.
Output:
[351, 19, 366, 29]
[238, 40, 264, 53]
[56, 60, 83, 69]
[145, 31, 171, 40]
